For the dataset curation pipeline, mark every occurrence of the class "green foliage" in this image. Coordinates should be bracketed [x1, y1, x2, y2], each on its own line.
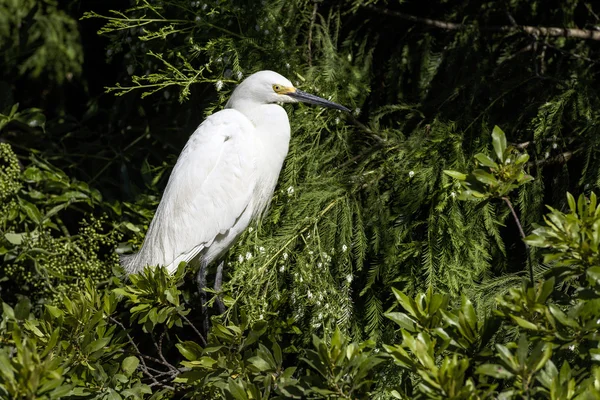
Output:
[0, 142, 121, 304]
[0, 281, 150, 399]
[173, 314, 383, 399]
[0, 142, 20, 203]
[176, 316, 301, 399]
[367, 193, 600, 399]
[301, 328, 384, 398]
[444, 126, 533, 201]
[3, 0, 600, 398]
[526, 192, 600, 274]
[0, 0, 83, 83]
[383, 290, 496, 399]
[8, 0, 598, 344]
[0, 104, 46, 139]
[114, 264, 188, 333]
[1, 191, 600, 399]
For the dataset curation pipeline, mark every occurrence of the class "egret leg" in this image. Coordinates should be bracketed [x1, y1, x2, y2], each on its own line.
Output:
[214, 261, 225, 314]
[197, 260, 209, 335]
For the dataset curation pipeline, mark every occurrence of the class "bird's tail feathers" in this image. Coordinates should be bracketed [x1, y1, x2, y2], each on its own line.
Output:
[120, 253, 141, 274]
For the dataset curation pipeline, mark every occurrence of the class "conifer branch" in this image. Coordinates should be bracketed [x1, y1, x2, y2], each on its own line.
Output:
[364, 5, 600, 41]
[345, 114, 386, 144]
[307, 1, 319, 67]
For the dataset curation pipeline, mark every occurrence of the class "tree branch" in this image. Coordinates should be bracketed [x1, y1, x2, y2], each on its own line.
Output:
[151, 330, 178, 373]
[502, 197, 534, 283]
[179, 312, 208, 346]
[364, 5, 600, 41]
[528, 150, 578, 168]
[110, 316, 174, 390]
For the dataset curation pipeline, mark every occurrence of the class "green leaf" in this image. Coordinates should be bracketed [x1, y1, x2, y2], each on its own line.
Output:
[587, 267, 600, 286]
[16, 109, 46, 130]
[524, 234, 548, 247]
[0, 351, 14, 381]
[18, 198, 43, 224]
[443, 170, 467, 180]
[24, 320, 44, 337]
[492, 125, 507, 162]
[510, 315, 539, 331]
[385, 312, 416, 331]
[272, 341, 282, 365]
[516, 335, 528, 366]
[529, 342, 552, 373]
[460, 294, 477, 331]
[228, 378, 248, 400]
[243, 320, 268, 348]
[86, 337, 111, 354]
[121, 356, 139, 376]
[44, 304, 63, 319]
[472, 169, 498, 185]
[331, 327, 343, 349]
[495, 344, 517, 371]
[548, 305, 580, 329]
[515, 153, 530, 165]
[474, 153, 499, 168]
[567, 192, 577, 214]
[477, 364, 514, 379]
[14, 297, 31, 320]
[248, 356, 271, 371]
[4, 232, 24, 245]
[203, 345, 223, 353]
[148, 307, 158, 324]
[106, 389, 122, 400]
[176, 341, 202, 361]
[198, 356, 217, 368]
[41, 328, 60, 358]
[391, 288, 419, 319]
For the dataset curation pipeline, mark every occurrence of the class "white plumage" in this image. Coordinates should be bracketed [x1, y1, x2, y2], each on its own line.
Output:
[121, 70, 348, 275]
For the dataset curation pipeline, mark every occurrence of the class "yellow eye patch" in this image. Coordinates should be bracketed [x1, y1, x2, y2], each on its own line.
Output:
[272, 84, 295, 94]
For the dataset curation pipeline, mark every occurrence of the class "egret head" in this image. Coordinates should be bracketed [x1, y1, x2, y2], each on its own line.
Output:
[226, 70, 350, 112]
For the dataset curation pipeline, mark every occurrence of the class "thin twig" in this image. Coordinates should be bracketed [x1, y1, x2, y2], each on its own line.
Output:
[148, 371, 179, 388]
[120, 348, 186, 377]
[499, 43, 534, 65]
[513, 137, 577, 149]
[179, 312, 208, 346]
[364, 5, 600, 41]
[584, 3, 600, 22]
[109, 316, 173, 390]
[151, 330, 178, 373]
[527, 150, 578, 168]
[542, 41, 596, 63]
[502, 197, 534, 283]
[139, 353, 176, 367]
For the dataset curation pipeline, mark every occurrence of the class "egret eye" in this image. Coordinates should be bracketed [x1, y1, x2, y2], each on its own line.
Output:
[273, 84, 284, 93]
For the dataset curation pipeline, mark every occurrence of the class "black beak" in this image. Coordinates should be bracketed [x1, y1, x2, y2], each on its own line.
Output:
[286, 89, 350, 112]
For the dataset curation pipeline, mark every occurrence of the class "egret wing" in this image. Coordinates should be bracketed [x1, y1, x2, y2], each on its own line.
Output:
[132, 109, 258, 272]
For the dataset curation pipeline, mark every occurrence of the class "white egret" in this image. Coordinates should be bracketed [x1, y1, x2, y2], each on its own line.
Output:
[121, 70, 349, 304]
